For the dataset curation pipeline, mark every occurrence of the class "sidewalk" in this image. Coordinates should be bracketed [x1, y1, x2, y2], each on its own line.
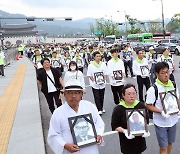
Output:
[0, 57, 45, 154]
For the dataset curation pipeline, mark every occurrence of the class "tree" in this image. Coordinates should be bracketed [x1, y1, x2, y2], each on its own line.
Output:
[89, 18, 120, 40]
[166, 13, 180, 33]
[125, 15, 141, 34]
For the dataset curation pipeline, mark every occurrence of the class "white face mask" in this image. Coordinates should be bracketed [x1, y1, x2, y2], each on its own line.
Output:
[70, 66, 76, 70]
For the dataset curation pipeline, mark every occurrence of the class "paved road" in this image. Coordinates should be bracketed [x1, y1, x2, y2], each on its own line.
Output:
[40, 54, 180, 154]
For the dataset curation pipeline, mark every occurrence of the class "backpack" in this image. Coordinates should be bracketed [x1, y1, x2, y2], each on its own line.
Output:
[148, 81, 176, 119]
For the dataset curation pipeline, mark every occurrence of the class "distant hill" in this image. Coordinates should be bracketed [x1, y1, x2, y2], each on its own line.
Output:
[0, 10, 171, 36]
[0, 10, 97, 36]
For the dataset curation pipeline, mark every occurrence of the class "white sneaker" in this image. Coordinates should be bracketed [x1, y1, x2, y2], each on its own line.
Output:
[98, 111, 102, 115]
[102, 109, 106, 113]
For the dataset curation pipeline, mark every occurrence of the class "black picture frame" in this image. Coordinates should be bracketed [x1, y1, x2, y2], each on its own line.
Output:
[76, 59, 83, 66]
[159, 90, 180, 115]
[126, 109, 148, 136]
[140, 65, 149, 76]
[68, 113, 97, 148]
[94, 72, 105, 85]
[113, 70, 122, 82]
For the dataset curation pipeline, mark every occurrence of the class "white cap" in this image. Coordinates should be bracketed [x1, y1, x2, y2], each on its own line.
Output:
[64, 80, 83, 91]
[149, 46, 154, 50]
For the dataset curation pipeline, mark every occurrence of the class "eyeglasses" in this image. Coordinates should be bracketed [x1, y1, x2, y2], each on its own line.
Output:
[159, 71, 170, 75]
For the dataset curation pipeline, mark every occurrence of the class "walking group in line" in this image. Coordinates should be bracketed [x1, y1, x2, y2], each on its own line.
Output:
[24, 41, 179, 154]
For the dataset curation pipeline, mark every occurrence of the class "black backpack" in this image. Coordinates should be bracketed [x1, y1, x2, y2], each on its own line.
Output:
[148, 82, 176, 119]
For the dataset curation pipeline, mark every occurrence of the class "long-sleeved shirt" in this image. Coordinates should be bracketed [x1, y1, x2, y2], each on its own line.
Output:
[48, 100, 105, 154]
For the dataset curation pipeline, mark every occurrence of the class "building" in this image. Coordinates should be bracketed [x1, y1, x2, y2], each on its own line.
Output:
[0, 23, 44, 46]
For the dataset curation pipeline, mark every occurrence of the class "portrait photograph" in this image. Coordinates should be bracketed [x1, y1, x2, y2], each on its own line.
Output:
[113, 70, 122, 82]
[94, 72, 105, 85]
[140, 65, 149, 76]
[126, 109, 148, 136]
[68, 113, 97, 148]
[159, 90, 180, 115]
[77, 59, 83, 66]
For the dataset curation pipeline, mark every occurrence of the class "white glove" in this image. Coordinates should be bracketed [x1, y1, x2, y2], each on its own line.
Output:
[142, 131, 150, 138]
[161, 111, 170, 118]
[123, 129, 135, 139]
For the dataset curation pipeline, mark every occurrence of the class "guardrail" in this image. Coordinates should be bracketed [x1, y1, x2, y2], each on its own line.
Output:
[3, 48, 18, 67]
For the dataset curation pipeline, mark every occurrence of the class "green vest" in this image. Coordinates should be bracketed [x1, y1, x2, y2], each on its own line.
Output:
[0, 55, 4, 65]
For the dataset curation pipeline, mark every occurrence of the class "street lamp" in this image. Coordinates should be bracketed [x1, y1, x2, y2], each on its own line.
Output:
[153, 0, 166, 39]
[117, 10, 127, 35]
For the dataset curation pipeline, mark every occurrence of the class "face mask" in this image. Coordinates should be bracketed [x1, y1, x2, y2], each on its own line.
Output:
[70, 66, 76, 70]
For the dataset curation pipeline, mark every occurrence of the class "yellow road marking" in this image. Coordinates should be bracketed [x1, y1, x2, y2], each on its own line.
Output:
[0, 64, 26, 154]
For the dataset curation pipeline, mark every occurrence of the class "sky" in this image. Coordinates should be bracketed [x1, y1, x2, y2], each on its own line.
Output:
[0, 0, 179, 22]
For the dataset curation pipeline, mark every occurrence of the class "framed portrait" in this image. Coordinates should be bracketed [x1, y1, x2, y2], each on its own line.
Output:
[159, 90, 180, 115]
[94, 72, 105, 85]
[140, 65, 149, 76]
[113, 70, 122, 82]
[68, 113, 97, 148]
[77, 59, 83, 66]
[126, 109, 148, 136]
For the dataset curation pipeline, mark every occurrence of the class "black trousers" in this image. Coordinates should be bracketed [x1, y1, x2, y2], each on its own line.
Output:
[137, 76, 150, 102]
[170, 73, 175, 83]
[92, 88, 105, 111]
[44, 91, 62, 113]
[124, 60, 133, 77]
[0, 65, 5, 76]
[111, 85, 124, 105]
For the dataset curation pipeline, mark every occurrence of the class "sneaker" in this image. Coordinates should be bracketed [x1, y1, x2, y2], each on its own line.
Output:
[98, 111, 102, 115]
[102, 109, 106, 113]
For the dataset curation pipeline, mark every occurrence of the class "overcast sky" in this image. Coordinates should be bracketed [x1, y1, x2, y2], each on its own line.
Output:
[0, 0, 179, 22]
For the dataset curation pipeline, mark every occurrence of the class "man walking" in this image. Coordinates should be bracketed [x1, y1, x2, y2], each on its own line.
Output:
[87, 51, 108, 115]
[37, 58, 64, 113]
[0, 50, 5, 77]
[146, 62, 179, 154]
[107, 48, 125, 105]
[133, 49, 150, 102]
[48, 80, 104, 154]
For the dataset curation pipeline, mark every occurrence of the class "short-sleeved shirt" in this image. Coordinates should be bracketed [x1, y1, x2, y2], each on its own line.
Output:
[146, 82, 179, 127]
[87, 62, 108, 89]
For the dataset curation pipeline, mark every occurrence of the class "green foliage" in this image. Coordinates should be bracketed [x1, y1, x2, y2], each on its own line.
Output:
[125, 15, 141, 34]
[89, 18, 120, 40]
[166, 13, 180, 33]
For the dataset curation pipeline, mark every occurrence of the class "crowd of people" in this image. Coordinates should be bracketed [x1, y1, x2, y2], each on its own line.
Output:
[22, 41, 179, 154]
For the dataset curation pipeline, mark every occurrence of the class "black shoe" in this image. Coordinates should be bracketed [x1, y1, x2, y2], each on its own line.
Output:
[131, 75, 135, 78]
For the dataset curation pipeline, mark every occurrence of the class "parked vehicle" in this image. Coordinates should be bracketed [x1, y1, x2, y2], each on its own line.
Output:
[158, 39, 179, 45]
[154, 43, 177, 54]
[175, 45, 180, 55]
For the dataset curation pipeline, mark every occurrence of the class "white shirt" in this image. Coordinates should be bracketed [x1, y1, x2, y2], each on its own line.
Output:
[133, 58, 150, 77]
[48, 100, 105, 154]
[87, 62, 108, 89]
[72, 57, 84, 68]
[46, 70, 57, 93]
[146, 82, 179, 127]
[157, 55, 174, 74]
[107, 58, 125, 86]
[64, 71, 85, 89]
[62, 57, 71, 72]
